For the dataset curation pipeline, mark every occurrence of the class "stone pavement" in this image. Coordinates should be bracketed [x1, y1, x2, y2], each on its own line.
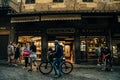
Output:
[0, 60, 120, 80]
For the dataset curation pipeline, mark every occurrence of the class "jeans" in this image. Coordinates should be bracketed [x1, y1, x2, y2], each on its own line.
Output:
[52, 58, 62, 75]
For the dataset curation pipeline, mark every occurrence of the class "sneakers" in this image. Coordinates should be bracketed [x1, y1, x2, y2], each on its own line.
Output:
[110, 69, 113, 71]
[54, 74, 62, 78]
[13, 64, 18, 67]
[97, 64, 101, 66]
[23, 67, 27, 69]
[28, 69, 33, 72]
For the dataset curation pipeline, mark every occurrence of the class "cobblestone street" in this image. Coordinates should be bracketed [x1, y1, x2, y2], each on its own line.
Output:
[0, 62, 120, 80]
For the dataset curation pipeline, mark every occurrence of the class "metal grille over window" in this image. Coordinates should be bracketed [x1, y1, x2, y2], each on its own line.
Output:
[53, 0, 63, 2]
[83, 0, 93, 2]
[25, 0, 35, 4]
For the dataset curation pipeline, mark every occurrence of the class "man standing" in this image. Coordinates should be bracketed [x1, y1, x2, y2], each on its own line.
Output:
[52, 40, 64, 78]
[95, 45, 101, 66]
[7, 42, 14, 65]
[104, 47, 113, 71]
[28, 42, 37, 71]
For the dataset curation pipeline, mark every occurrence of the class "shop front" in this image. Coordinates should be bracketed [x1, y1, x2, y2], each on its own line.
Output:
[9, 13, 113, 64]
[80, 36, 106, 61]
[0, 29, 9, 60]
[46, 28, 75, 63]
[73, 29, 110, 64]
[16, 28, 75, 63]
[10, 21, 112, 64]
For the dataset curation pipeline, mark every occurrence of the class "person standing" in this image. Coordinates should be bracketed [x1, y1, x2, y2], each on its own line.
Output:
[14, 43, 21, 66]
[52, 40, 64, 78]
[95, 45, 101, 66]
[28, 42, 37, 71]
[7, 42, 14, 65]
[100, 45, 106, 64]
[20, 43, 26, 63]
[103, 47, 113, 71]
[23, 43, 31, 69]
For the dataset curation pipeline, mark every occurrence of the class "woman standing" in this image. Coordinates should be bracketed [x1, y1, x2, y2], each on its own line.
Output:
[23, 43, 31, 69]
[14, 43, 21, 66]
[20, 43, 26, 63]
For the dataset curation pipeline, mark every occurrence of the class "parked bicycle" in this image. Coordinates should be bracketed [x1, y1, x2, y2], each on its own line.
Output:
[38, 53, 73, 75]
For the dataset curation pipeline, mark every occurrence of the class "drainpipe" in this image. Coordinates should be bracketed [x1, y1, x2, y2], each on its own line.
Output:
[106, 28, 112, 55]
[41, 29, 48, 62]
[74, 0, 77, 11]
[18, 0, 22, 12]
[9, 27, 15, 43]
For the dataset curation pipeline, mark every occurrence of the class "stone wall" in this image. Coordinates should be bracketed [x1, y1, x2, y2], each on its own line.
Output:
[9, 0, 21, 12]
[35, 3, 49, 11]
[9, 0, 120, 13]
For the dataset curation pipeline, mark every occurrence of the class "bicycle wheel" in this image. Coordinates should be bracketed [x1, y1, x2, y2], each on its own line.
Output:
[61, 61, 73, 74]
[38, 62, 53, 75]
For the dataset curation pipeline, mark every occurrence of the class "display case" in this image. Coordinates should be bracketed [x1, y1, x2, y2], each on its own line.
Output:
[80, 36, 106, 60]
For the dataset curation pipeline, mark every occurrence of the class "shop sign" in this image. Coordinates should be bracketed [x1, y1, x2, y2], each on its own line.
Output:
[11, 16, 40, 23]
[47, 28, 75, 33]
[81, 29, 106, 34]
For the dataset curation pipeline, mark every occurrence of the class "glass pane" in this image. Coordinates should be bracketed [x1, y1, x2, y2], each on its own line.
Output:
[80, 36, 106, 60]
[80, 36, 87, 60]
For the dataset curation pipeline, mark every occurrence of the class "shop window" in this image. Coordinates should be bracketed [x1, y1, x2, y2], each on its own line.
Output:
[83, 0, 93, 2]
[80, 36, 106, 60]
[25, 0, 35, 4]
[0, 0, 8, 7]
[18, 36, 41, 59]
[53, 0, 63, 3]
[48, 41, 71, 57]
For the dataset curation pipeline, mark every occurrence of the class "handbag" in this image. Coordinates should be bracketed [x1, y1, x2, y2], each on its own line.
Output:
[23, 51, 31, 56]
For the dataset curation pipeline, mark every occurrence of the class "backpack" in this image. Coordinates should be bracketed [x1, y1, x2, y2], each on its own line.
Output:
[56, 45, 64, 58]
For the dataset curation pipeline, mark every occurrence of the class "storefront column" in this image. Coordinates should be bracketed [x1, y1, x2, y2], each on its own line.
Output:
[106, 29, 112, 50]
[41, 30, 48, 61]
[9, 27, 15, 43]
[74, 29, 80, 64]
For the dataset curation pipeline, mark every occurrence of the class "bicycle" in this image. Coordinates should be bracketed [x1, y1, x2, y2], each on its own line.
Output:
[38, 53, 73, 75]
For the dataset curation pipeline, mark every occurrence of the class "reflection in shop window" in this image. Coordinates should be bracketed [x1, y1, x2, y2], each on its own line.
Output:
[25, 0, 35, 4]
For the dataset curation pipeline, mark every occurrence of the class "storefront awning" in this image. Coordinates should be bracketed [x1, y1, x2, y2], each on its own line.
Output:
[41, 15, 81, 21]
[11, 16, 40, 23]
[11, 14, 81, 23]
